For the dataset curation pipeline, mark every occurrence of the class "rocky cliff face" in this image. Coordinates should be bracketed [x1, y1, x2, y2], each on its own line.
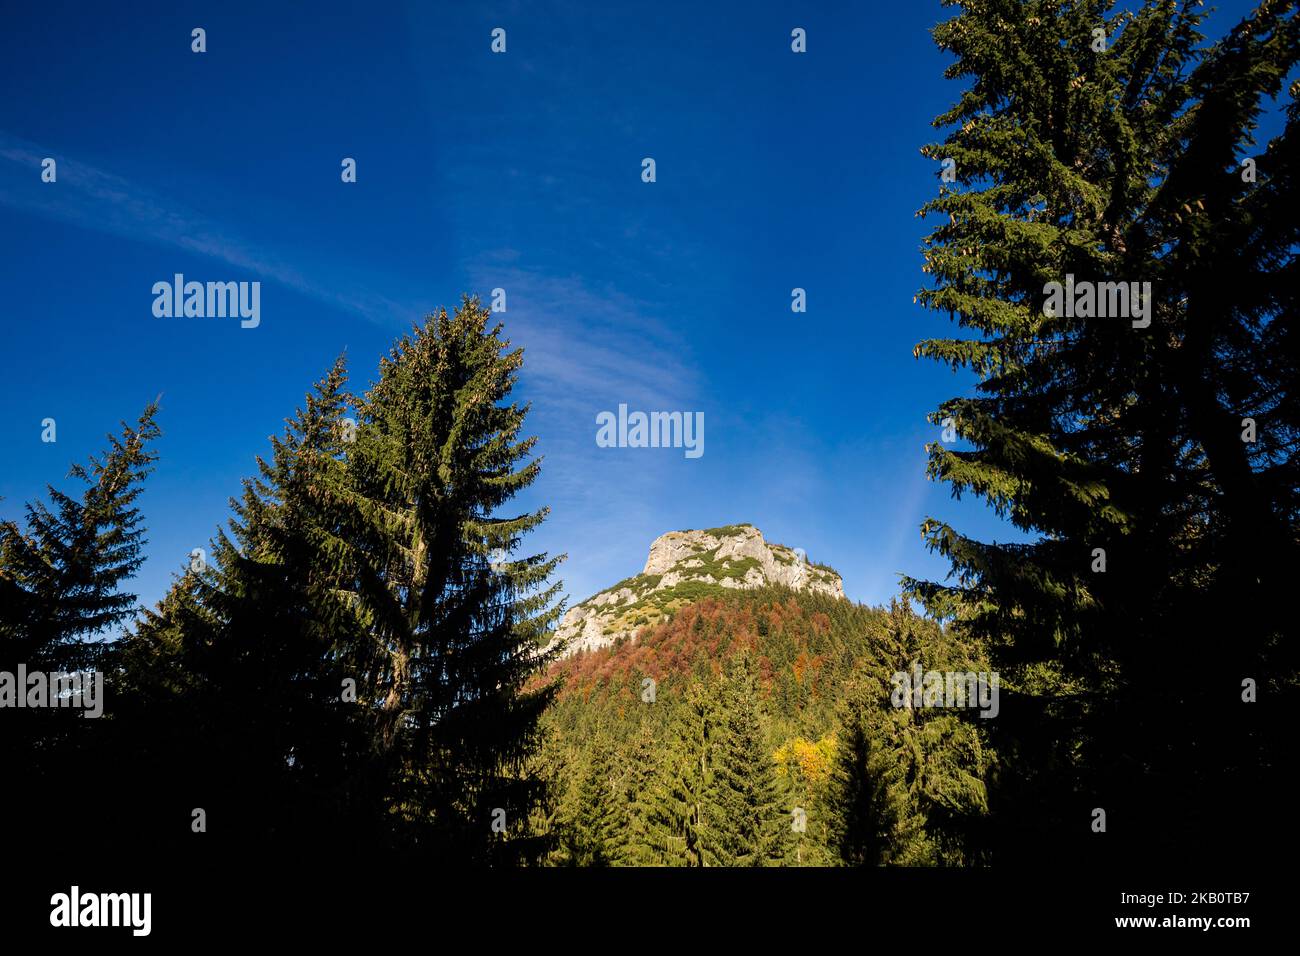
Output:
[547, 524, 845, 657]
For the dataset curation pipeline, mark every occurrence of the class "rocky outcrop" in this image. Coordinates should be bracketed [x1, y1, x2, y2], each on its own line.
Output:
[547, 524, 844, 657]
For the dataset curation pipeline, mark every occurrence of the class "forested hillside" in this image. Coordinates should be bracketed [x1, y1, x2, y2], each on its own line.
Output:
[535, 588, 993, 866]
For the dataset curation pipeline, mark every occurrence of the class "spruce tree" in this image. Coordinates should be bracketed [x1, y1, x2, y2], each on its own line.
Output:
[198, 353, 376, 845]
[700, 653, 790, 867]
[828, 674, 916, 866]
[907, 0, 1299, 862]
[618, 717, 660, 865]
[0, 404, 160, 855]
[646, 677, 712, 866]
[1, 402, 160, 668]
[527, 726, 573, 866]
[827, 602, 992, 866]
[113, 363, 377, 856]
[335, 296, 564, 863]
[568, 738, 627, 866]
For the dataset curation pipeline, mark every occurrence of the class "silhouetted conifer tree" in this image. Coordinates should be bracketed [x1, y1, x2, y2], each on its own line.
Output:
[907, 0, 1299, 862]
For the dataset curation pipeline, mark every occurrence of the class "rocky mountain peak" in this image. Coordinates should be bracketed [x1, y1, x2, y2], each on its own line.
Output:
[548, 524, 845, 657]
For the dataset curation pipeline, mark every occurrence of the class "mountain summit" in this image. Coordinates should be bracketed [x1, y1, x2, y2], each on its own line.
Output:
[549, 524, 845, 656]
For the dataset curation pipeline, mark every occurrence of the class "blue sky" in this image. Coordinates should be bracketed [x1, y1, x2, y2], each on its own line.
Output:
[0, 0, 1276, 616]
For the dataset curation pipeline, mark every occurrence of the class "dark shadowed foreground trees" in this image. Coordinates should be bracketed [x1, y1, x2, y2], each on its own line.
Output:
[0, 404, 160, 849]
[4, 298, 564, 866]
[908, 0, 1298, 863]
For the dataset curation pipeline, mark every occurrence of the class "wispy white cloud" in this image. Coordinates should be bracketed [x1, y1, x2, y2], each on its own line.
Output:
[0, 131, 417, 325]
[459, 262, 709, 605]
[467, 264, 697, 411]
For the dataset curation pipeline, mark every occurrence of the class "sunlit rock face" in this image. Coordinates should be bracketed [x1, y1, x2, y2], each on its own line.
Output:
[547, 524, 845, 657]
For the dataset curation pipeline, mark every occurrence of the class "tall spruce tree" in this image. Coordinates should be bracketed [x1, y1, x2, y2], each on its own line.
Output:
[1, 402, 160, 668]
[198, 353, 377, 845]
[567, 737, 628, 866]
[0, 404, 160, 855]
[112, 362, 378, 856]
[618, 717, 660, 865]
[336, 296, 564, 864]
[700, 653, 791, 867]
[827, 604, 991, 866]
[827, 674, 920, 866]
[907, 0, 1299, 862]
[528, 726, 573, 866]
[646, 677, 712, 866]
